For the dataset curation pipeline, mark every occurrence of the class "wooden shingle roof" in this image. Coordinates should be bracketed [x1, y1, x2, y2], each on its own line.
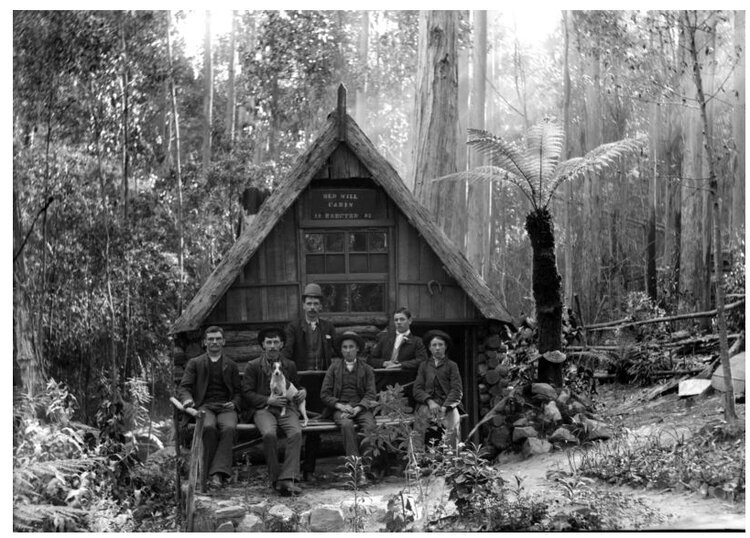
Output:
[170, 99, 512, 334]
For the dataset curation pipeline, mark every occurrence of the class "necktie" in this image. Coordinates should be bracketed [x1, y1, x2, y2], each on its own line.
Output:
[390, 333, 405, 363]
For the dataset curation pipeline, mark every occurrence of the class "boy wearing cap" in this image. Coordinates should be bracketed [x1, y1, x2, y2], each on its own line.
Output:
[241, 328, 305, 496]
[320, 331, 377, 485]
[413, 330, 463, 450]
[282, 283, 339, 482]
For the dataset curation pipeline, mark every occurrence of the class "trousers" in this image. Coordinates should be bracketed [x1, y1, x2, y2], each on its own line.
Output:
[253, 407, 303, 484]
[333, 409, 376, 461]
[199, 403, 238, 478]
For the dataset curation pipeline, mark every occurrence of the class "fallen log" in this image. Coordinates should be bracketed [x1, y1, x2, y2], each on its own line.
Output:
[585, 299, 745, 332]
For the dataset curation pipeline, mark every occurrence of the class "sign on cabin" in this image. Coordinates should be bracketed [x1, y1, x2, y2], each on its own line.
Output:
[310, 188, 378, 220]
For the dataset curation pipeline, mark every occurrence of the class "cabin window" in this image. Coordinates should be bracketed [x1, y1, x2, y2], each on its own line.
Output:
[303, 228, 388, 313]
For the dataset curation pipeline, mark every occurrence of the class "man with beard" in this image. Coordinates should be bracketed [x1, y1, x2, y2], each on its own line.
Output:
[282, 283, 338, 482]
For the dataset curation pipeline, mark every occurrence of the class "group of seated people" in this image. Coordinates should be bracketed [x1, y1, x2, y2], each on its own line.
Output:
[177, 283, 463, 496]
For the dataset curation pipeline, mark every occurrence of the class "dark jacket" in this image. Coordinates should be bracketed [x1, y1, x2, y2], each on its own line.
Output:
[368, 330, 427, 370]
[413, 357, 463, 410]
[282, 318, 338, 371]
[177, 353, 242, 411]
[241, 353, 301, 420]
[320, 358, 377, 418]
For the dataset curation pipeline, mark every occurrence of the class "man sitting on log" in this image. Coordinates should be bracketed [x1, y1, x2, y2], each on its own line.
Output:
[242, 327, 305, 496]
[413, 330, 463, 451]
[177, 326, 242, 489]
[368, 307, 427, 371]
[320, 331, 377, 486]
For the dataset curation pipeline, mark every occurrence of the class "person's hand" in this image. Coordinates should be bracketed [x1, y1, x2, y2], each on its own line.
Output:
[439, 406, 447, 419]
[222, 402, 235, 411]
[337, 403, 354, 416]
[293, 388, 307, 404]
[267, 394, 288, 407]
[427, 399, 441, 418]
[350, 405, 362, 417]
[384, 361, 400, 369]
[183, 399, 195, 408]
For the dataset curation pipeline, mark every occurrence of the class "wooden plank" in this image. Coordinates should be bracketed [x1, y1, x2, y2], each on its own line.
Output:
[186, 410, 205, 530]
[245, 288, 263, 321]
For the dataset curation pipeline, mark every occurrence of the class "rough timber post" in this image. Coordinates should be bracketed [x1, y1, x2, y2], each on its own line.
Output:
[185, 410, 205, 532]
[337, 83, 347, 141]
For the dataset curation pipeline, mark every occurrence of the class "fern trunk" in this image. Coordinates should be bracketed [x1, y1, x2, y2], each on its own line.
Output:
[525, 208, 564, 387]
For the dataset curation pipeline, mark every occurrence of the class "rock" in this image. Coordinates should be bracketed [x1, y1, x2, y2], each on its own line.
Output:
[491, 413, 506, 427]
[215, 521, 235, 532]
[543, 401, 562, 422]
[246, 500, 269, 517]
[523, 438, 552, 457]
[531, 383, 558, 400]
[236, 514, 264, 532]
[549, 427, 578, 444]
[513, 417, 529, 427]
[215, 506, 246, 519]
[678, 379, 712, 398]
[568, 401, 587, 415]
[485, 335, 502, 350]
[309, 507, 345, 532]
[585, 418, 613, 441]
[711, 352, 745, 395]
[266, 504, 297, 532]
[556, 388, 571, 405]
[512, 426, 538, 442]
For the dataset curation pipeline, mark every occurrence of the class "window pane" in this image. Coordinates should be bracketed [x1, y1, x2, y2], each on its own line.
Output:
[321, 283, 348, 312]
[349, 232, 367, 251]
[304, 233, 324, 253]
[325, 232, 345, 252]
[326, 254, 345, 273]
[369, 231, 388, 252]
[306, 254, 324, 274]
[349, 254, 368, 273]
[370, 253, 388, 273]
[350, 283, 384, 312]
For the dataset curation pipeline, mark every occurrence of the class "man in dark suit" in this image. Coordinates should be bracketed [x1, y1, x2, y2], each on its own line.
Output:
[177, 326, 241, 489]
[242, 327, 305, 496]
[368, 307, 427, 371]
[282, 282, 339, 482]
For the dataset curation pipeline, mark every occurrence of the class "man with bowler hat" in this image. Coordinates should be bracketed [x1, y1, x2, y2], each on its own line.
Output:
[282, 283, 339, 482]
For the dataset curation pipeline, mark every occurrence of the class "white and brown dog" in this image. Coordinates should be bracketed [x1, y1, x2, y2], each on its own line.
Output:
[269, 360, 309, 427]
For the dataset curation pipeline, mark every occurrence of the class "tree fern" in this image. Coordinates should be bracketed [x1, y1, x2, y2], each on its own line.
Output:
[13, 503, 88, 531]
[464, 121, 644, 210]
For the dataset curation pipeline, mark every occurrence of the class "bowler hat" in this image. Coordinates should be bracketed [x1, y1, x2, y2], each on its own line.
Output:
[423, 330, 453, 351]
[257, 327, 286, 346]
[302, 283, 324, 298]
[335, 331, 365, 352]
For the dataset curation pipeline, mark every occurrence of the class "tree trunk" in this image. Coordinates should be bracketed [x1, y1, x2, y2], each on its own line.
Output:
[202, 11, 213, 173]
[647, 99, 660, 301]
[166, 12, 185, 315]
[354, 11, 369, 126]
[13, 189, 43, 395]
[224, 11, 237, 151]
[467, 10, 488, 277]
[525, 208, 563, 387]
[120, 14, 130, 220]
[409, 10, 459, 201]
[679, 11, 708, 315]
[686, 10, 737, 425]
[562, 10, 574, 307]
[731, 11, 745, 235]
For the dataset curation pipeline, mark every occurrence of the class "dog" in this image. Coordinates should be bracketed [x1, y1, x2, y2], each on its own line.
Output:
[270, 360, 309, 427]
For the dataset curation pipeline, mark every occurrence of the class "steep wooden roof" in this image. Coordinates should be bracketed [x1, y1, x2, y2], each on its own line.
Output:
[170, 105, 512, 335]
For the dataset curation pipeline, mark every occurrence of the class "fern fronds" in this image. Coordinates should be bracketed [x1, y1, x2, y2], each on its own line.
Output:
[547, 136, 645, 207]
[13, 503, 88, 531]
[467, 128, 538, 203]
[524, 119, 564, 199]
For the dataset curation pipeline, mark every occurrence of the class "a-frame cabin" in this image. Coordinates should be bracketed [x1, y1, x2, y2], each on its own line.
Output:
[170, 85, 513, 428]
